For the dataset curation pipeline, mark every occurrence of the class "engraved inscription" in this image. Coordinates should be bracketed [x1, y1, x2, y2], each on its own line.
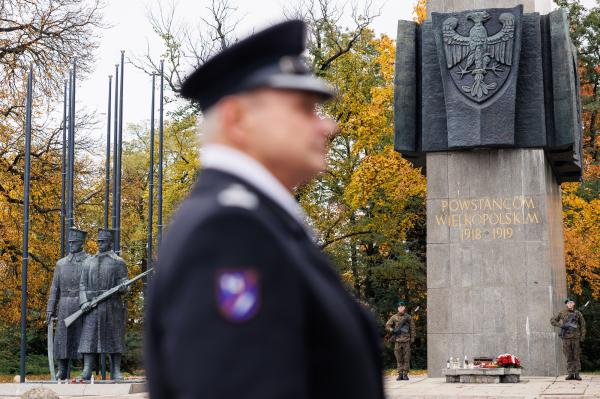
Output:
[433, 196, 541, 241]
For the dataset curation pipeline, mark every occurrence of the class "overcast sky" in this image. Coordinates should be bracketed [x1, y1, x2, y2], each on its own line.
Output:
[76, 0, 595, 146]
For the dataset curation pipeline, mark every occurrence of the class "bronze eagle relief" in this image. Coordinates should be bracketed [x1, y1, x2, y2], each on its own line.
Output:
[439, 8, 519, 103]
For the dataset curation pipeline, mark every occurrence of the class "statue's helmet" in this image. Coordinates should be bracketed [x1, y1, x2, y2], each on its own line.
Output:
[97, 228, 114, 242]
[68, 228, 87, 242]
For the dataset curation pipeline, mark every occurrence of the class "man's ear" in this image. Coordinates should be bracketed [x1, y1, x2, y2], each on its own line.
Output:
[218, 97, 247, 146]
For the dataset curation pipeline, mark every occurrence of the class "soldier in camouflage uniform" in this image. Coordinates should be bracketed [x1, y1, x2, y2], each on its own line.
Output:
[78, 229, 128, 380]
[46, 228, 89, 380]
[385, 301, 415, 381]
[551, 298, 586, 381]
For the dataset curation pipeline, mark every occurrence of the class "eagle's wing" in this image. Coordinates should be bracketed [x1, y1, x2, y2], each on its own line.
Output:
[442, 16, 471, 68]
[486, 13, 515, 66]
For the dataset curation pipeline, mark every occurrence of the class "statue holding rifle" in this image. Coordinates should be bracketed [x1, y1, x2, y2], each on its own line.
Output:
[77, 228, 128, 380]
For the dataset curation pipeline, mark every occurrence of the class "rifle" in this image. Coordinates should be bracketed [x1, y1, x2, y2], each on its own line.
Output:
[559, 301, 590, 338]
[387, 306, 419, 342]
[64, 268, 153, 328]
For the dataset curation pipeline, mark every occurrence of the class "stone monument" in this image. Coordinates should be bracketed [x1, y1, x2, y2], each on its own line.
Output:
[394, 0, 582, 376]
[46, 228, 90, 380]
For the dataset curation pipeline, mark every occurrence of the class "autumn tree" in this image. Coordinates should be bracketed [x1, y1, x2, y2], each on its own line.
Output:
[554, 0, 600, 370]
[0, 0, 104, 373]
[554, 0, 600, 299]
[286, 1, 428, 368]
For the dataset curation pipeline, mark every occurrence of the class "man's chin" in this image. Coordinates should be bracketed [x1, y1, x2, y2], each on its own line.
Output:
[295, 164, 325, 185]
[308, 159, 327, 175]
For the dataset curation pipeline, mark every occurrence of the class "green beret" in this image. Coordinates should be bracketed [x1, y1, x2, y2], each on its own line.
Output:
[397, 301, 406, 307]
[565, 298, 575, 304]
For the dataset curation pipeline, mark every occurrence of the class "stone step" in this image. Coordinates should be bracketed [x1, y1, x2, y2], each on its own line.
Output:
[0, 382, 146, 397]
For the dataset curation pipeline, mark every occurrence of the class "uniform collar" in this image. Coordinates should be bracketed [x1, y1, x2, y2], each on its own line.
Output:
[97, 250, 113, 258]
[69, 250, 86, 261]
[201, 144, 314, 236]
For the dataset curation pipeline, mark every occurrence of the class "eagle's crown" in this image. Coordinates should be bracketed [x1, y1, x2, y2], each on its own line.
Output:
[466, 11, 491, 24]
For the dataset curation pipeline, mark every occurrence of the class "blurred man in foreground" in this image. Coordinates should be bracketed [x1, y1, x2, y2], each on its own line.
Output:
[145, 20, 384, 399]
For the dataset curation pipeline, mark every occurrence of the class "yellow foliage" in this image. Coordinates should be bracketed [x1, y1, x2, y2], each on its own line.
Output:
[345, 146, 425, 240]
[562, 183, 600, 297]
[413, 0, 427, 24]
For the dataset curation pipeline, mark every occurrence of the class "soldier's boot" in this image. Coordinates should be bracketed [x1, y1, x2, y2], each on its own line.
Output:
[403, 371, 409, 380]
[565, 373, 573, 380]
[56, 359, 68, 380]
[110, 353, 123, 380]
[78, 354, 95, 381]
[574, 373, 582, 381]
[396, 371, 402, 381]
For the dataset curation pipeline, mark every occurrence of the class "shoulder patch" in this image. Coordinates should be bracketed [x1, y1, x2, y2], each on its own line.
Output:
[217, 184, 259, 210]
[215, 268, 260, 322]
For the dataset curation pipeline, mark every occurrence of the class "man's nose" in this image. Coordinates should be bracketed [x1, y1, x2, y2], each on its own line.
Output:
[320, 117, 337, 140]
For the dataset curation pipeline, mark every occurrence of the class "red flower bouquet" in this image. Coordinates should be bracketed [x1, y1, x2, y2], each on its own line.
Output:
[496, 353, 521, 368]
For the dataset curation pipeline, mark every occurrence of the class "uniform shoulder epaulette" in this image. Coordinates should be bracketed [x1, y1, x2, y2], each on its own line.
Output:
[107, 251, 125, 263]
[217, 183, 259, 210]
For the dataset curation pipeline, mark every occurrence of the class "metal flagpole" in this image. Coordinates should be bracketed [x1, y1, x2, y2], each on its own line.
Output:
[66, 65, 76, 379]
[104, 76, 112, 229]
[157, 60, 164, 251]
[147, 74, 156, 278]
[60, 80, 67, 258]
[112, 64, 119, 232]
[66, 70, 73, 235]
[67, 59, 76, 230]
[20, 63, 34, 383]
[116, 51, 124, 254]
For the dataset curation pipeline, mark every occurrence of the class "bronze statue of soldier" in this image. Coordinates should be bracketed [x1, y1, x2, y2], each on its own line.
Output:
[77, 228, 128, 380]
[46, 228, 90, 380]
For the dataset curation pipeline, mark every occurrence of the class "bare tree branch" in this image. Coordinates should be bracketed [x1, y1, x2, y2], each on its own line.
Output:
[130, 0, 240, 114]
[0, 0, 105, 121]
[285, 0, 381, 73]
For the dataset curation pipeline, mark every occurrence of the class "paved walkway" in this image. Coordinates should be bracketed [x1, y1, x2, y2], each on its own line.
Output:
[385, 374, 600, 398]
[2, 375, 600, 397]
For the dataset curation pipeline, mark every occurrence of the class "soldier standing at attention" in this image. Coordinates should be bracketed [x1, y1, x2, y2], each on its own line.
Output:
[145, 20, 384, 399]
[551, 298, 586, 381]
[386, 301, 415, 381]
[46, 228, 89, 380]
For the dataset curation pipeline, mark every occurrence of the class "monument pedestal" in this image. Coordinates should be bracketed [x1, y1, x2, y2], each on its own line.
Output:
[426, 149, 567, 376]
[443, 368, 522, 383]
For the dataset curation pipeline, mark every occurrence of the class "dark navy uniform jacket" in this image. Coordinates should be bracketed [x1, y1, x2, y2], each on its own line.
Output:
[145, 168, 384, 399]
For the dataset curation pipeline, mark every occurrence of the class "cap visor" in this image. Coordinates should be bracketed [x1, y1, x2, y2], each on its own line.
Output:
[263, 74, 335, 101]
